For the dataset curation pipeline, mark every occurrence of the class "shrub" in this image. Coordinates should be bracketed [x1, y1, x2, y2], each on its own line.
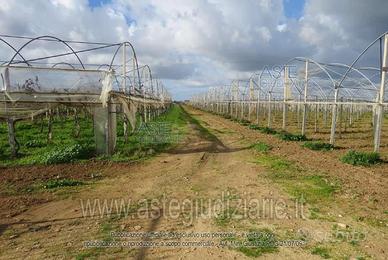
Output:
[277, 131, 308, 141]
[239, 119, 250, 126]
[43, 179, 83, 189]
[40, 144, 94, 164]
[25, 139, 46, 148]
[303, 141, 334, 151]
[341, 150, 381, 166]
[249, 124, 260, 130]
[259, 127, 278, 135]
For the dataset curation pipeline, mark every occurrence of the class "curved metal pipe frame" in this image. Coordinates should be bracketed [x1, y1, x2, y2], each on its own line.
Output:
[109, 42, 141, 90]
[0, 37, 30, 66]
[338, 31, 388, 87]
[7, 35, 85, 69]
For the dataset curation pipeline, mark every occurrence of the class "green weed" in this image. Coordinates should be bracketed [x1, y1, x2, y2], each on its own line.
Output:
[277, 131, 308, 141]
[214, 208, 238, 227]
[251, 142, 272, 153]
[311, 246, 330, 258]
[43, 179, 83, 189]
[259, 127, 278, 135]
[39, 144, 94, 164]
[256, 154, 339, 204]
[25, 139, 46, 148]
[340, 150, 381, 166]
[248, 124, 261, 130]
[303, 141, 334, 151]
[234, 229, 278, 257]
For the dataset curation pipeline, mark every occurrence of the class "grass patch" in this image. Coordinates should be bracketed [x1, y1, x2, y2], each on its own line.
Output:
[0, 114, 95, 166]
[214, 208, 239, 227]
[256, 154, 294, 172]
[311, 246, 330, 258]
[256, 154, 339, 204]
[340, 150, 381, 166]
[251, 142, 272, 153]
[0, 104, 188, 166]
[230, 229, 278, 257]
[355, 215, 387, 228]
[108, 104, 189, 162]
[303, 141, 334, 151]
[283, 175, 339, 204]
[39, 144, 94, 164]
[25, 139, 46, 148]
[277, 131, 308, 141]
[43, 179, 84, 189]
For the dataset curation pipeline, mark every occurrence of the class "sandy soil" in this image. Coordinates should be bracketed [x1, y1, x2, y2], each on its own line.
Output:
[0, 105, 386, 259]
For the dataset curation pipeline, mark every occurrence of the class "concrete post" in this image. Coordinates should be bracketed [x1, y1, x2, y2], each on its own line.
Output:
[256, 88, 260, 125]
[93, 103, 117, 156]
[268, 92, 272, 128]
[283, 66, 289, 130]
[374, 33, 388, 152]
[240, 101, 244, 120]
[330, 87, 339, 145]
[302, 59, 308, 135]
[314, 96, 319, 133]
[7, 118, 18, 157]
[122, 43, 126, 93]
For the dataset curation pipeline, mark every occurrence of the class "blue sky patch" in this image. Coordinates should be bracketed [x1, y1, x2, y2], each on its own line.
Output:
[283, 0, 305, 19]
[88, 0, 112, 8]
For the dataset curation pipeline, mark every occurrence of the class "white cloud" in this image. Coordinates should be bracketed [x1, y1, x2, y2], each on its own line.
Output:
[0, 0, 386, 100]
[300, 0, 388, 63]
[276, 23, 287, 32]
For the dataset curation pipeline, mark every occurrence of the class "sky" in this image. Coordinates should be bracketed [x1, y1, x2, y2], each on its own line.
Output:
[0, 0, 387, 100]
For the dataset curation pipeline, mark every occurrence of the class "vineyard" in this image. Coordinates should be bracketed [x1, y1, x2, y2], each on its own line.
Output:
[191, 33, 388, 162]
[0, 35, 172, 162]
[0, 20, 387, 260]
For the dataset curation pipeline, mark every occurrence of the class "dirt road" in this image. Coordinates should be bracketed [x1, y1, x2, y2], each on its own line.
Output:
[0, 105, 386, 259]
